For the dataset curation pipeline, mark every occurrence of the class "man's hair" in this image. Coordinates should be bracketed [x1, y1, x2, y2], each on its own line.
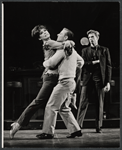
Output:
[87, 29, 100, 38]
[63, 28, 74, 40]
[31, 25, 47, 38]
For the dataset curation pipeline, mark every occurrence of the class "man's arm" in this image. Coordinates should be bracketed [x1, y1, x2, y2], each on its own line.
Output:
[76, 51, 84, 68]
[104, 48, 112, 92]
[105, 48, 112, 83]
[43, 50, 65, 69]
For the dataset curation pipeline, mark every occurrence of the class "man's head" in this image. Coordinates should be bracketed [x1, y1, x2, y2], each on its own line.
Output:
[87, 30, 100, 47]
[57, 28, 74, 42]
[31, 25, 50, 41]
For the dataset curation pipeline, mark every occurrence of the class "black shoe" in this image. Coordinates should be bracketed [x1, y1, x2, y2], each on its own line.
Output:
[66, 130, 82, 138]
[36, 133, 54, 139]
[96, 128, 102, 133]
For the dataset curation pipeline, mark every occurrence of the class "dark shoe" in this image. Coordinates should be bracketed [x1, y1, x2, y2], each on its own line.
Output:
[66, 130, 82, 138]
[96, 128, 102, 133]
[36, 133, 54, 139]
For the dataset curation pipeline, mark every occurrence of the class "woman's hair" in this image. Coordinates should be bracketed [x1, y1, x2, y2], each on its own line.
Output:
[63, 28, 74, 40]
[31, 25, 47, 38]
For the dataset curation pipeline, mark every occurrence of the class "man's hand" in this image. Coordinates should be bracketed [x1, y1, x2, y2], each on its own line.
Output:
[63, 40, 75, 48]
[92, 60, 100, 65]
[104, 82, 110, 92]
[64, 46, 72, 57]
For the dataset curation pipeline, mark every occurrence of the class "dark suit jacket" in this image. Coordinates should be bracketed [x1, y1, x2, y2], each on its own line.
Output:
[81, 45, 112, 87]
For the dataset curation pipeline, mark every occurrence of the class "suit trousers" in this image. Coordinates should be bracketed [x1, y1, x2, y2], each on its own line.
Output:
[77, 79, 104, 128]
[17, 73, 58, 126]
[42, 78, 81, 135]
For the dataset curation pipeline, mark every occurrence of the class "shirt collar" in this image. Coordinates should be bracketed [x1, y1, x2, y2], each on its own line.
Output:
[91, 45, 100, 50]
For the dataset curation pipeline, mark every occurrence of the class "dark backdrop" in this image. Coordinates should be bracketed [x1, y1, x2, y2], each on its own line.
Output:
[4, 2, 120, 71]
[3, 1, 120, 120]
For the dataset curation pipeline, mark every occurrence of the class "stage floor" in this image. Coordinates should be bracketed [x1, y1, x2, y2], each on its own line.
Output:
[4, 128, 120, 148]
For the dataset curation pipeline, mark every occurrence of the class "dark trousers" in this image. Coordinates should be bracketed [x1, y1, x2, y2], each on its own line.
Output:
[17, 74, 58, 126]
[77, 79, 104, 128]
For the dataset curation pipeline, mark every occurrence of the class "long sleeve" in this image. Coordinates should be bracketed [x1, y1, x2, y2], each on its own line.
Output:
[43, 50, 65, 69]
[105, 48, 112, 83]
[76, 51, 84, 68]
[46, 40, 64, 50]
[46, 40, 75, 50]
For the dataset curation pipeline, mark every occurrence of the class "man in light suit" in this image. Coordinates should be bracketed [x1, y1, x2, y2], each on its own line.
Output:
[77, 30, 112, 133]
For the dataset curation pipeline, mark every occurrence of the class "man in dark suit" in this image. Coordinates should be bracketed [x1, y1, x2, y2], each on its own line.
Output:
[77, 30, 112, 133]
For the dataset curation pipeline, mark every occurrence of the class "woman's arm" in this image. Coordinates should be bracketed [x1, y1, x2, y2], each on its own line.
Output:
[46, 40, 64, 49]
[47, 40, 75, 50]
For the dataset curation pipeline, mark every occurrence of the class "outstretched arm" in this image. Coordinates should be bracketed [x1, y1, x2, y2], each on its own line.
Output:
[46, 40, 64, 50]
[46, 40, 75, 50]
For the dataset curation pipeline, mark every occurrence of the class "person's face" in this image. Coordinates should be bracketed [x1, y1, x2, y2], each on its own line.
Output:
[88, 33, 99, 47]
[39, 28, 50, 40]
[57, 29, 68, 42]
